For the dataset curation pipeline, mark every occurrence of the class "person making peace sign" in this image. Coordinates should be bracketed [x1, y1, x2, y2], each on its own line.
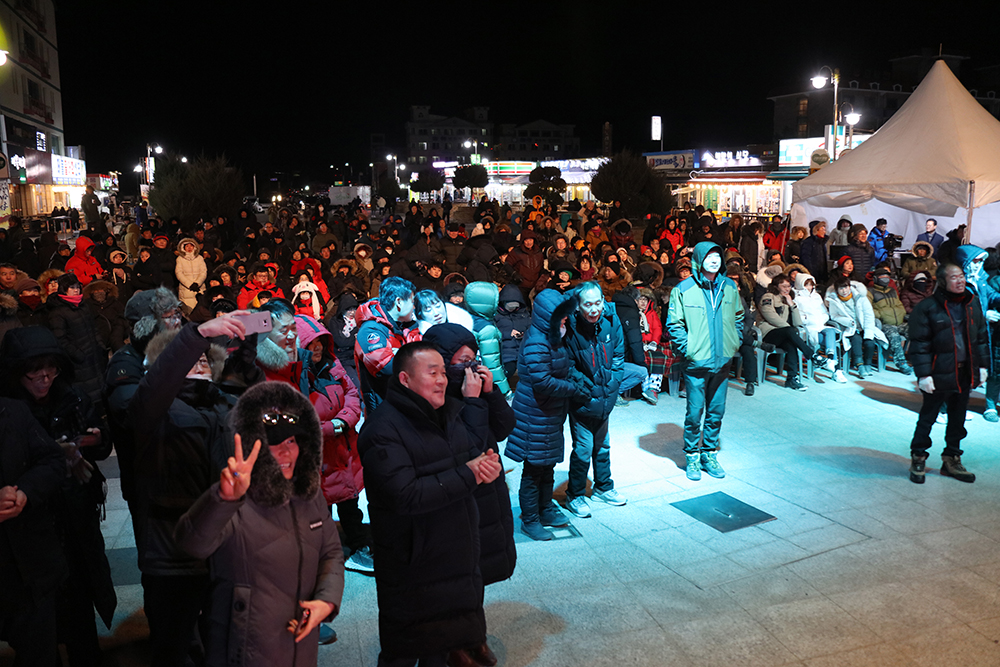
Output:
[175, 381, 345, 666]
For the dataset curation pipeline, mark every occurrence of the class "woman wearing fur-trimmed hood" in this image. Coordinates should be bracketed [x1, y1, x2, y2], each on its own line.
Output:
[174, 381, 344, 667]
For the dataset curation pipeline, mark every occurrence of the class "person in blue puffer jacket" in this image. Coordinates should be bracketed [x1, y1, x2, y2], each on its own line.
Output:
[505, 289, 588, 541]
[955, 245, 1000, 421]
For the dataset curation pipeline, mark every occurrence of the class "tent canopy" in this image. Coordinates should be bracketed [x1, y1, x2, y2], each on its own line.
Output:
[793, 60, 1000, 216]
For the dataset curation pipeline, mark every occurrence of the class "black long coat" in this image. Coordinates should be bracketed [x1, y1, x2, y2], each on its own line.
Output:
[358, 382, 489, 659]
[45, 295, 105, 408]
[907, 288, 989, 393]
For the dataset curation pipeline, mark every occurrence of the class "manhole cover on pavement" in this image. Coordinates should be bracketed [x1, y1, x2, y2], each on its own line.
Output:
[671, 492, 776, 533]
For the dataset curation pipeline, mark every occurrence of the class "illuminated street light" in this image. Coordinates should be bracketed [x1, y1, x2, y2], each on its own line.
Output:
[845, 111, 861, 126]
[0, 50, 8, 66]
[154, 145, 163, 155]
[811, 75, 828, 89]
[180, 156, 188, 163]
[811, 65, 841, 158]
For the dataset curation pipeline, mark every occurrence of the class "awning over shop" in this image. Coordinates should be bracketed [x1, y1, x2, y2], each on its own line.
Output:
[767, 169, 810, 181]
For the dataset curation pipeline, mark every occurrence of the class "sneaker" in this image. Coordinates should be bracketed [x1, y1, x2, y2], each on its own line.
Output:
[565, 496, 592, 518]
[833, 370, 848, 384]
[685, 454, 702, 481]
[897, 363, 914, 375]
[824, 357, 838, 372]
[936, 412, 947, 424]
[941, 455, 975, 483]
[641, 388, 658, 405]
[785, 376, 807, 391]
[592, 488, 627, 506]
[985, 409, 999, 423]
[859, 364, 874, 378]
[744, 382, 755, 396]
[615, 395, 629, 407]
[520, 520, 553, 541]
[345, 546, 375, 574]
[909, 455, 927, 484]
[965, 411, 974, 422]
[539, 503, 570, 527]
[319, 624, 337, 645]
[700, 451, 726, 478]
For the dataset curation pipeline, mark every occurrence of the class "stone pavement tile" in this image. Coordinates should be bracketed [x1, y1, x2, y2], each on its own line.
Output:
[826, 581, 965, 641]
[890, 623, 1000, 667]
[910, 525, 1000, 567]
[100, 508, 131, 540]
[591, 503, 673, 538]
[785, 549, 900, 596]
[316, 620, 367, 667]
[969, 615, 1000, 642]
[783, 524, 869, 554]
[625, 572, 745, 625]
[719, 566, 823, 611]
[752, 596, 881, 660]
[104, 477, 128, 511]
[112, 526, 136, 550]
[967, 518, 1000, 542]
[482, 600, 575, 667]
[766, 486, 855, 515]
[901, 568, 1000, 624]
[613, 477, 685, 502]
[563, 627, 695, 667]
[726, 539, 812, 571]
[756, 507, 836, 539]
[916, 493, 1000, 525]
[820, 508, 902, 540]
[844, 534, 963, 578]
[856, 500, 961, 534]
[671, 555, 754, 589]
[591, 541, 677, 584]
[633, 528, 721, 568]
[803, 643, 922, 667]
[536, 584, 659, 636]
[817, 479, 909, 509]
[969, 561, 1000, 585]
[662, 610, 800, 667]
[676, 522, 777, 555]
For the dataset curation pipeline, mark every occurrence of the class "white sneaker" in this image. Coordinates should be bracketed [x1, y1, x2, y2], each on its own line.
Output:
[824, 358, 838, 372]
[936, 413, 947, 424]
[833, 370, 847, 384]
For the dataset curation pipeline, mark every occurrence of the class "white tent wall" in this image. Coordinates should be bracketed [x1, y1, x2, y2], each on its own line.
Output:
[791, 199, 1000, 251]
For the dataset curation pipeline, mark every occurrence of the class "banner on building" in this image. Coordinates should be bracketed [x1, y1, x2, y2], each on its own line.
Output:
[0, 181, 11, 227]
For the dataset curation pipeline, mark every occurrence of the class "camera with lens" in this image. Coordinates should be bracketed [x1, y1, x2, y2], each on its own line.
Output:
[884, 233, 903, 254]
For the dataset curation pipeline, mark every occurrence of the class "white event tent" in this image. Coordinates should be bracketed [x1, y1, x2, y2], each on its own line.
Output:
[791, 59, 1000, 249]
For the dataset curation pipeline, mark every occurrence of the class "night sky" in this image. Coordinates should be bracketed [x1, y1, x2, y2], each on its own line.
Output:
[55, 1, 1000, 191]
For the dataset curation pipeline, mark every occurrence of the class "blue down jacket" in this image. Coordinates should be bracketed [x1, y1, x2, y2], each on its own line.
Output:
[505, 289, 584, 466]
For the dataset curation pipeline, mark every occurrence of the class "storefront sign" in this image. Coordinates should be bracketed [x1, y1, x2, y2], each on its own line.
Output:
[540, 158, 606, 172]
[651, 116, 662, 141]
[486, 161, 535, 177]
[645, 151, 695, 173]
[779, 134, 871, 167]
[0, 180, 10, 226]
[0, 153, 9, 180]
[698, 149, 762, 169]
[87, 173, 116, 190]
[52, 154, 86, 185]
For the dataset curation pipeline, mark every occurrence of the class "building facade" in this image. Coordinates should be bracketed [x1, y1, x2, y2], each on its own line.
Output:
[492, 120, 580, 161]
[405, 106, 493, 166]
[0, 0, 86, 222]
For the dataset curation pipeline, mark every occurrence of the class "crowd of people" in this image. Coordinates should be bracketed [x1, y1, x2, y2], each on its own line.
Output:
[0, 192, 996, 666]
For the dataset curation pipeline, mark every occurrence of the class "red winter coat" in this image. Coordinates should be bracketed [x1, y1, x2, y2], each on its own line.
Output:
[65, 236, 105, 286]
[642, 302, 663, 345]
[237, 279, 285, 309]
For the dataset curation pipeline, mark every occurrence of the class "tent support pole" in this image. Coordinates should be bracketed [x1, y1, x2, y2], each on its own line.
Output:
[965, 180, 975, 244]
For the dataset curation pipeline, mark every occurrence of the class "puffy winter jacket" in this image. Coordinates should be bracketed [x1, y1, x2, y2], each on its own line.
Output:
[611, 290, 645, 364]
[907, 288, 988, 393]
[175, 238, 207, 310]
[868, 283, 907, 326]
[496, 284, 532, 365]
[463, 282, 511, 395]
[505, 290, 583, 466]
[901, 241, 937, 279]
[756, 291, 803, 338]
[64, 236, 104, 286]
[353, 299, 421, 413]
[563, 290, 625, 423]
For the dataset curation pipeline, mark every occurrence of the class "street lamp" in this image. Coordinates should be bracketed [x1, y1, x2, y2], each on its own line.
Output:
[180, 156, 188, 163]
[0, 50, 8, 66]
[464, 139, 488, 164]
[133, 164, 143, 199]
[811, 65, 840, 158]
[840, 103, 862, 152]
[386, 154, 398, 184]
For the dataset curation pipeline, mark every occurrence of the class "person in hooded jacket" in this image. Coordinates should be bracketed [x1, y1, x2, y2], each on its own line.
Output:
[129, 315, 245, 667]
[561, 282, 630, 519]
[325, 292, 361, 391]
[291, 280, 325, 320]
[422, 323, 516, 667]
[13, 237, 41, 279]
[867, 266, 913, 374]
[84, 279, 128, 356]
[762, 215, 789, 255]
[844, 224, 876, 282]
[902, 241, 937, 280]
[505, 290, 587, 540]
[294, 315, 371, 575]
[46, 274, 106, 409]
[667, 242, 744, 481]
[464, 282, 512, 397]
[906, 264, 989, 484]
[357, 341, 500, 667]
[495, 284, 531, 382]
[505, 230, 544, 298]
[825, 277, 886, 377]
[0, 394, 68, 667]
[15, 277, 47, 327]
[0, 326, 116, 666]
[64, 236, 105, 287]
[150, 234, 178, 290]
[174, 381, 345, 667]
[175, 238, 207, 313]
[237, 262, 286, 309]
[954, 245, 1000, 422]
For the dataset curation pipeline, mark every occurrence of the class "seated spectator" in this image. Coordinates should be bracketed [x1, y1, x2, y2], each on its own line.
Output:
[901, 271, 934, 315]
[901, 241, 937, 280]
[826, 277, 888, 378]
[845, 224, 876, 282]
[755, 273, 820, 391]
[868, 266, 913, 374]
[413, 289, 473, 335]
[794, 273, 842, 381]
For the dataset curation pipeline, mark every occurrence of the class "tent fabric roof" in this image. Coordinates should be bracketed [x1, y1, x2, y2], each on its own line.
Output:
[793, 60, 1000, 215]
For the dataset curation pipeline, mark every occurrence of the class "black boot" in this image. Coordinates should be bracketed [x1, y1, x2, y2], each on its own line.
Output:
[909, 455, 927, 484]
[518, 473, 553, 540]
[538, 478, 568, 527]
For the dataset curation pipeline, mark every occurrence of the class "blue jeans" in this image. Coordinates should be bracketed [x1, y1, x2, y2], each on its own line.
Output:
[567, 414, 612, 498]
[683, 363, 731, 454]
[621, 362, 648, 394]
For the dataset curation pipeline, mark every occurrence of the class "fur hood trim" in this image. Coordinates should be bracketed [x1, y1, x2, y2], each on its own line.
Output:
[83, 279, 119, 300]
[0, 293, 16, 316]
[132, 287, 183, 341]
[143, 328, 227, 381]
[231, 381, 322, 507]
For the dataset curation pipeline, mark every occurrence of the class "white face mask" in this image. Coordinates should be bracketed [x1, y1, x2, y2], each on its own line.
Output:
[702, 253, 722, 274]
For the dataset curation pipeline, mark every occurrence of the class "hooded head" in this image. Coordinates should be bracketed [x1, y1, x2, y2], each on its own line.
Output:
[230, 381, 322, 507]
[956, 245, 988, 286]
[464, 281, 500, 319]
[422, 323, 480, 393]
[690, 242, 724, 286]
[531, 288, 579, 347]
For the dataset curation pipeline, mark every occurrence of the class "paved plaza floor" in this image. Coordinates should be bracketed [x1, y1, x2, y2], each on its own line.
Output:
[4, 364, 1000, 666]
